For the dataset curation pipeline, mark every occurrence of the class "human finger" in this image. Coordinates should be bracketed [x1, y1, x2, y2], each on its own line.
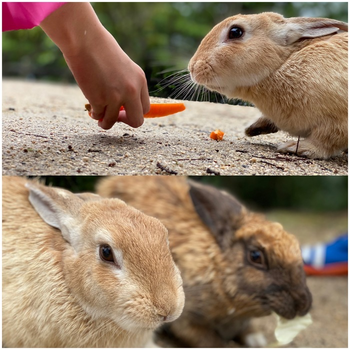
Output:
[97, 104, 123, 130]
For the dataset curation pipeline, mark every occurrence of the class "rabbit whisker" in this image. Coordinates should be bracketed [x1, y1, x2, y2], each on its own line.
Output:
[156, 68, 188, 87]
[155, 70, 191, 98]
[189, 82, 200, 101]
[166, 73, 191, 93]
[165, 76, 189, 99]
[184, 77, 200, 101]
[172, 78, 194, 100]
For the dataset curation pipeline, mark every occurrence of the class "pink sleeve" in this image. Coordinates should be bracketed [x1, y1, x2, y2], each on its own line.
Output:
[3, 2, 66, 32]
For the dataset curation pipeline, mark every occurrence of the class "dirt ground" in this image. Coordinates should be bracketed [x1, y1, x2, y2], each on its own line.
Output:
[2, 79, 347, 176]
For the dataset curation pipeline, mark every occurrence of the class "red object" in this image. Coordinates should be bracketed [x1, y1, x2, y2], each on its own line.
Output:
[304, 262, 348, 276]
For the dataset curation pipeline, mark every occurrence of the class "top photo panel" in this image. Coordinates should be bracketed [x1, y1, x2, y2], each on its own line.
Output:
[2, 2, 348, 176]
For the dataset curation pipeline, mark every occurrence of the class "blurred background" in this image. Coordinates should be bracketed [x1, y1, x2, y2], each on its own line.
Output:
[3, 2, 348, 100]
[36, 175, 348, 246]
[38, 175, 347, 213]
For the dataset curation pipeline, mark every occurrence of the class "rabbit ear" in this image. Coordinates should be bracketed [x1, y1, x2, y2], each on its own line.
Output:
[281, 17, 348, 45]
[26, 182, 89, 249]
[76, 192, 102, 202]
[188, 180, 243, 249]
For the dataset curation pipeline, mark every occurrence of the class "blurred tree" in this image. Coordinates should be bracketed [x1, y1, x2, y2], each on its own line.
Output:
[3, 2, 347, 100]
[37, 176, 348, 213]
[196, 176, 348, 212]
[34, 176, 102, 193]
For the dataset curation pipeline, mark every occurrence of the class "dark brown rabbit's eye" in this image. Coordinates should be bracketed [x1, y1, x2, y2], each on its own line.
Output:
[249, 250, 264, 266]
[228, 26, 244, 39]
[99, 245, 114, 263]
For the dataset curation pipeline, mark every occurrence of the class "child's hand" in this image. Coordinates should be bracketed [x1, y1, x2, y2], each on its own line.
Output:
[40, 3, 150, 129]
[63, 28, 150, 129]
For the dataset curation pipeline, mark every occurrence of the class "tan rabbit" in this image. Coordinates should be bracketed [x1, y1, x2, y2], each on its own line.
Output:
[189, 12, 348, 159]
[97, 176, 312, 347]
[2, 176, 184, 348]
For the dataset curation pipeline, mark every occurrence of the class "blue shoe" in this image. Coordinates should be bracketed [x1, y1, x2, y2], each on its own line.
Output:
[301, 233, 348, 276]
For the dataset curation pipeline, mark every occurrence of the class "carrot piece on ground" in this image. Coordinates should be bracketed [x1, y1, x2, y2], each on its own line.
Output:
[84, 103, 185, 119]
[210, 129, 225, 141]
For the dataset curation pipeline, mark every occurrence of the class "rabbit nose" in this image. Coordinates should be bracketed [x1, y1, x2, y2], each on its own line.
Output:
[154, 302, 172, 322]
[159, 313, 180, 323]
[295, 286, 313, 316]
[158, 313, 168, 322]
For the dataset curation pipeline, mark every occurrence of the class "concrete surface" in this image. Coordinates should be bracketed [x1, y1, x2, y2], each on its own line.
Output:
[2, 79, 347, 176]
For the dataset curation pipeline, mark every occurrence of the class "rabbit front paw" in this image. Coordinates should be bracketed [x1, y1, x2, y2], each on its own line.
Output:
[243, 332, 267, 348]
[245, 117, 279, 137]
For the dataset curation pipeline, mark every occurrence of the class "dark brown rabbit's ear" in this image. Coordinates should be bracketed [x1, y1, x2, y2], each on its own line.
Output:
[277, 17, 348, 45]
[188, 180, 244, 249]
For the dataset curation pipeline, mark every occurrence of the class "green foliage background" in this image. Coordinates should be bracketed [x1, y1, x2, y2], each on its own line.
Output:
[37, 176, 347, 213]
[2, 2, 348, 98]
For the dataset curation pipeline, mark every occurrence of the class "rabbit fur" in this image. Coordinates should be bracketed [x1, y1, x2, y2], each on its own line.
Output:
[2, 176, 184, 348]
[189, 12, 348, 159]
[97, 176, 312, 347]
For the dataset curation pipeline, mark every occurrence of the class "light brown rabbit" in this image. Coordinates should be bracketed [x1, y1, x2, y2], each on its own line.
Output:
[97, 176, 312, 347]
[2, 176, 184, 348]
[189, 12, 348, 159]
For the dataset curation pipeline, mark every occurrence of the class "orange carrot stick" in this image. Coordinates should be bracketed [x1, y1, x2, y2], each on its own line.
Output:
[85, 103, 186, 118]
[144, 103, 186, 118]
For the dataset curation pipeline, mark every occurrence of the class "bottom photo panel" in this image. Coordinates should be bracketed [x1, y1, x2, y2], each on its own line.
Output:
[2, 175, 348, 348]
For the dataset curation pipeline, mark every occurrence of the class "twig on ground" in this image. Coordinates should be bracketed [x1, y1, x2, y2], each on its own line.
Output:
[176, 158, 212, 162]
[9, 129, 49, 139]
[259, 160, 285, 171]
[156, 162, 178, 175]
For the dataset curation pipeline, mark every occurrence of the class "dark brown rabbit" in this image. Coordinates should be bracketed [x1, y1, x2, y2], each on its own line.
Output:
[97, 176, 312, 347]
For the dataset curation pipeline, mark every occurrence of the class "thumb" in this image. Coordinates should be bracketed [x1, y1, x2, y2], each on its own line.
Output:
[89, 104, 106, 121]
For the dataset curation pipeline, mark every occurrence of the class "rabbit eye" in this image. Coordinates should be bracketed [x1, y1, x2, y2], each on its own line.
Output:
[99, 245, 114, 263]
[248, 249, 265, 267]
[228, 26, 244, 39]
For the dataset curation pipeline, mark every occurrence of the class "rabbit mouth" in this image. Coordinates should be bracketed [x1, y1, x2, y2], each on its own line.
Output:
[189, 61, 224, 91]
[191, 75, 220, 92]
[269, 293, 312, 320]
[264, 283, 312, 320]
[272, 307, 298, 320]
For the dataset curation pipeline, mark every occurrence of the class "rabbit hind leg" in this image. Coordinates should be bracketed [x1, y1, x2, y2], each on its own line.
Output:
[277, 129, 347, 159]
